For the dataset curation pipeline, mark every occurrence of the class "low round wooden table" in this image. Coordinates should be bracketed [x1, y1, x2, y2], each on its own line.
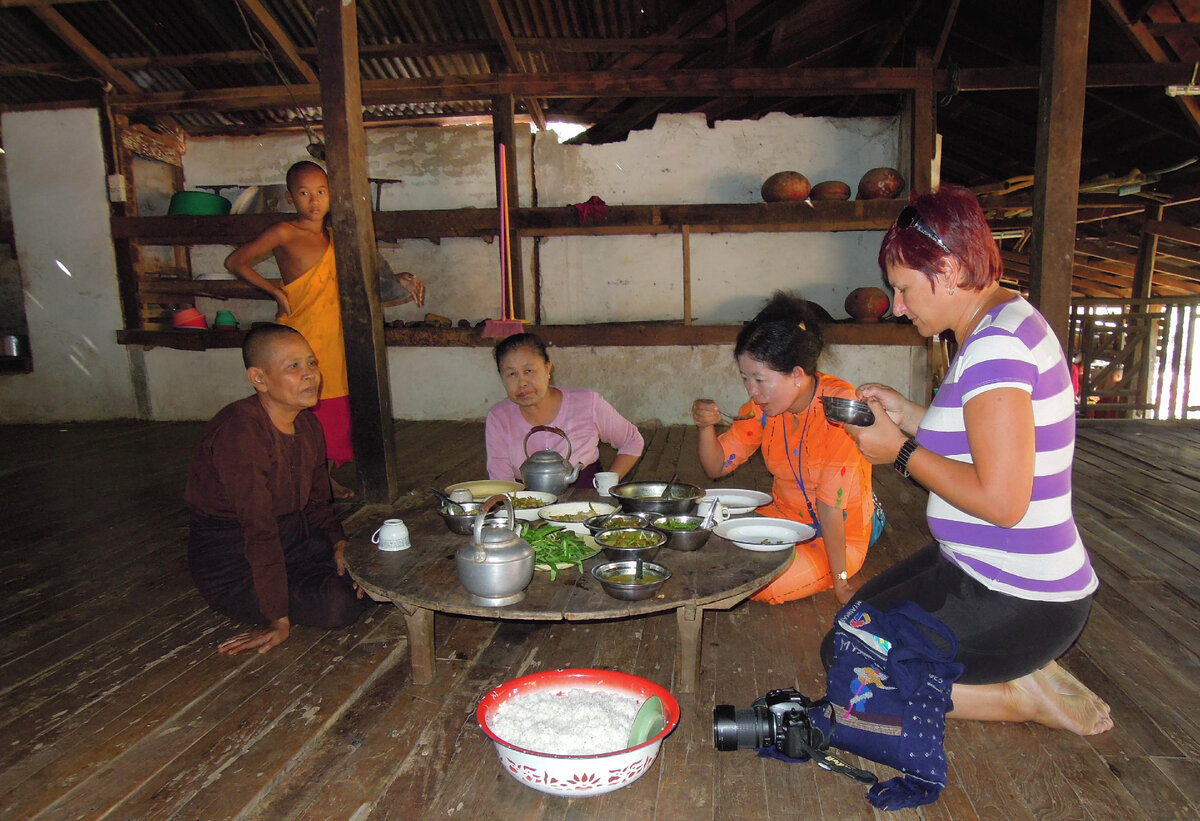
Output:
[345, 501, 793, 693]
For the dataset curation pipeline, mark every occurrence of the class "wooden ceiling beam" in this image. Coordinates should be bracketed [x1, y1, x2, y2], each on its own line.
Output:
[235, 0, 318, 84]
[477, 0, 546, 130]
[1096, 0, 1200, 139]
[109, 66, 937, 115]
[1141, 22, 1200, 37]
[931, 0, 962, 68]
[28, 4, 140, 94]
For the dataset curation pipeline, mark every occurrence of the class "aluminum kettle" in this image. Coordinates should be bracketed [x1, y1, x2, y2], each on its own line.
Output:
[455, 495, 534, 607]
[519, 425, 580, 496]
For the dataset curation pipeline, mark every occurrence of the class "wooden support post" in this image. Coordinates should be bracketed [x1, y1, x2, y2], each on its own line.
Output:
[910, 49, 935, 195]
[1132, 203, 1164, 413]
[492, 94, 525, 319]
[1132, 203, 1163, 299]
[1028, 0, 1090, 352]
[313, 0, 398, 503]
[682, 225, 692, 325]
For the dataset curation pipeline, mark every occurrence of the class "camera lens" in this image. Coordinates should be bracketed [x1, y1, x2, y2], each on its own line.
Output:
[712, 704, 772, 751]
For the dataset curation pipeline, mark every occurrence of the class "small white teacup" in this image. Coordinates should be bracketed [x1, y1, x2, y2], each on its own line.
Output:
[593, 471, 620, 496]
[372, 518, 411, 551]
[696, 499, 730, 524]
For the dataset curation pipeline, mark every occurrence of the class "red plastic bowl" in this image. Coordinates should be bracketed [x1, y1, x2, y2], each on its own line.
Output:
[477, 668, 680, 797]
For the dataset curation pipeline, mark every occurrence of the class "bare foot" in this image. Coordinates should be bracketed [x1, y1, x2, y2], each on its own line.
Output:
[1014, 663, 1113, 735]
[330, 474, 356, 499]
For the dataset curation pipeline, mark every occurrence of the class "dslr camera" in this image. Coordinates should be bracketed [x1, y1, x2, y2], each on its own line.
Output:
[712, 688, 828, 761]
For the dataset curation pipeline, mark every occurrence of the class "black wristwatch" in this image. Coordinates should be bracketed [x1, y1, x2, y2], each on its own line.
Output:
[894, 437, 920, 478]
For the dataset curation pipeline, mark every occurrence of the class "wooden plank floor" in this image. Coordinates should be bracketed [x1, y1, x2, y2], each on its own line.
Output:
[0, 419, 1197, 820]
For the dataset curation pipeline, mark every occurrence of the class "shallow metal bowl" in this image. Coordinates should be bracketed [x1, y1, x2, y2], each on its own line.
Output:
[650, 514, 713, 552]
[590, 560, 672, 601]
[821, 395, 876, 426]
[609, 480, 703, 515]
[438, 502, 512, 535]
[595, 526, 666, 563]
[583, 511, 656, 535]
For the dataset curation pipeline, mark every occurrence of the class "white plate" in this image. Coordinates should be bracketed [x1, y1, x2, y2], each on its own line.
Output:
[537, 501, 618, 536]
[445, 480, 525, 501]
[714, 517, 816, 551]
[702, 488, 772, 515]
[230, 185, 263, 215]
[505, 491, 558, 520]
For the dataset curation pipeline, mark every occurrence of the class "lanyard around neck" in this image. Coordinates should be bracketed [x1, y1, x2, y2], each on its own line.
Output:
[780, 378, 821, 530]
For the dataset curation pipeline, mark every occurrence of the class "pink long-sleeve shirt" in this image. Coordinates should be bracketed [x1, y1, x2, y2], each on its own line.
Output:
[485, 387, 644, 481]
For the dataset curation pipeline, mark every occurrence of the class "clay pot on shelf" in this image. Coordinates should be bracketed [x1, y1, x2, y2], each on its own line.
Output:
[856, 167, 905, 200]
[845, 287, 890, 323]
[761, 171, 811, 202]
[809, 180, 852, 201]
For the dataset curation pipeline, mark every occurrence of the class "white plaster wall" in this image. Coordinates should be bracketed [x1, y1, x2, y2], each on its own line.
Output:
[0, 109, 920, 424]
[146, 342, 922, 426]
[383, 343, 921, 425]
[535, 113, 900, 206]
[0, 109, 138, 421]
[535, 113, 899, 324]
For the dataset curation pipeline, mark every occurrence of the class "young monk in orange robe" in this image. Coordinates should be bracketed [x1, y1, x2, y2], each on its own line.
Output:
[224, 161, 424, 497]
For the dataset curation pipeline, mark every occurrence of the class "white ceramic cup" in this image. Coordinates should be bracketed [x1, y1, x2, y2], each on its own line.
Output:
[697, 499, 730, 523]
[593, 471, 620, 496]
[372, 518, 411, 551]
[448, 488, 475, 504]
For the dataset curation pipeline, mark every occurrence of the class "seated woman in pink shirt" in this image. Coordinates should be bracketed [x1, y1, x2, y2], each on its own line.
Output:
[486, 333, 644, 488]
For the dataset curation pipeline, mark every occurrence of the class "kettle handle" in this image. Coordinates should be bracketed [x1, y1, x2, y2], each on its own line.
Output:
[522, 425, 572, 461]
[472, 493, 517, 547]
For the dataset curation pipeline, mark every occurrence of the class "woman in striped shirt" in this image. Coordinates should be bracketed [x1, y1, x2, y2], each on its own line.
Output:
[834, 184, 1112, 735]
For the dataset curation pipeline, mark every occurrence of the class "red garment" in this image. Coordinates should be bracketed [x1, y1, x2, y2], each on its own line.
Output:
[185, 396, 344, 621]
[312, 394, 353, 465]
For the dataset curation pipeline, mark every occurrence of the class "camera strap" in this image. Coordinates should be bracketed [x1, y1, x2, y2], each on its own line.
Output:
[795, 699, 878, 786]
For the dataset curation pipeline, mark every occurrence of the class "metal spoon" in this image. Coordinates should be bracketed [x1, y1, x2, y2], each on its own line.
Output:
[429, 487, 465, 514]
[659, 473, 678, 501]
[720, 409, 755, 421]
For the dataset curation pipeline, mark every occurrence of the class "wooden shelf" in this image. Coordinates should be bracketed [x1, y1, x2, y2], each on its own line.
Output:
[116, 319, 923, 351]
[111, 199, 905, 244]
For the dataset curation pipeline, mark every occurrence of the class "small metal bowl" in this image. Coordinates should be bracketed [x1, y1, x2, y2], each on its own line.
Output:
[595, 526, 666, 563]
[650, 514, 713, 552]
[583, 511, 656, 535]
[438, 502, 512, 535]
[591, 560, 672, 601]
[821, 395, 876, 426]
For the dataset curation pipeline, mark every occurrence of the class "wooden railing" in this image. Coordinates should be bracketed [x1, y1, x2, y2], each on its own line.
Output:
[1070, 296, 1200, 420]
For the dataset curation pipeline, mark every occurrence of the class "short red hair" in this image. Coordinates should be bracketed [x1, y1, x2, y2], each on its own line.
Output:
[877, 184, 1002, 292]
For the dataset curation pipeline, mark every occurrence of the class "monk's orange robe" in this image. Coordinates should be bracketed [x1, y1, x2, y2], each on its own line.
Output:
[281, 242, 353, 462]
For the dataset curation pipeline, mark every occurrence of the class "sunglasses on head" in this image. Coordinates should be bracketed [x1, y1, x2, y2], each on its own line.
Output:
[896, 205, 952, 255]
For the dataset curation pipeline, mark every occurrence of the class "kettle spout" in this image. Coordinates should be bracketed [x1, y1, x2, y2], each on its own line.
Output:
[568, 462, 581, 484]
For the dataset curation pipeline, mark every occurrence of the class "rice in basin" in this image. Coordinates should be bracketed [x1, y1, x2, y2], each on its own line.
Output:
[488, 688, 640, 754]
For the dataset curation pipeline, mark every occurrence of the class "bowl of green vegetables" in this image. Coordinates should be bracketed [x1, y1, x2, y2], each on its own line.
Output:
[595, 527, 666, 563]
[519, 521, 601, 581]
[650, 514, 713, 552]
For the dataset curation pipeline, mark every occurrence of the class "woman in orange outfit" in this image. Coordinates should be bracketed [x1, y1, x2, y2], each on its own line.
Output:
[692, 293, 876, 605]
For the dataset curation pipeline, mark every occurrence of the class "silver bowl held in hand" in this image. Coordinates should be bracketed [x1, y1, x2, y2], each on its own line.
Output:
[821, 395, 876, 426]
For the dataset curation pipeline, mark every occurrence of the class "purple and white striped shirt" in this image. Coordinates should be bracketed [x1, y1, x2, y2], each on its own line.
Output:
[917, 296, 1098, 602]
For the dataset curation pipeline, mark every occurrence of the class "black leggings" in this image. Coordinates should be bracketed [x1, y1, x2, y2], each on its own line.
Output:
[820, 542, 1093, 685]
